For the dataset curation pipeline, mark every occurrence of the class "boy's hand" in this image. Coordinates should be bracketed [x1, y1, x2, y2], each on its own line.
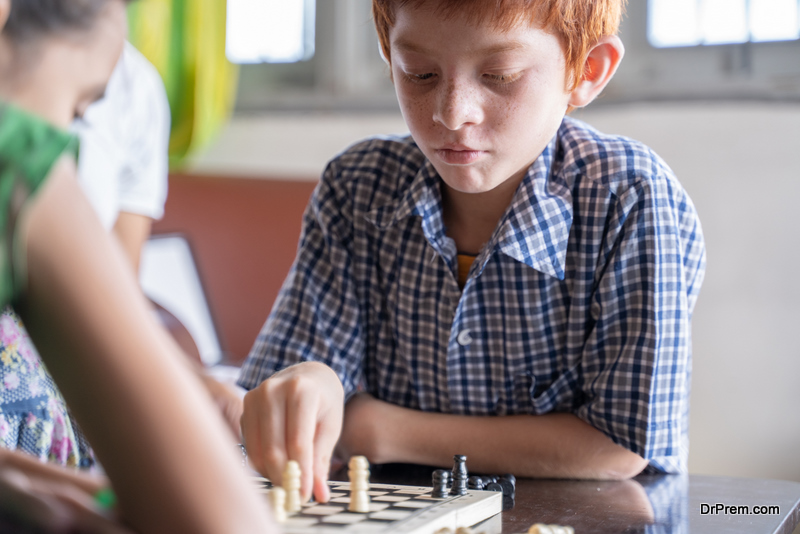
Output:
[241, 361, 344, 503]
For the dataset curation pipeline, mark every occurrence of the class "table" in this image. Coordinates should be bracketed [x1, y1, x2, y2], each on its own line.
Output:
[338, 463, 800, 534]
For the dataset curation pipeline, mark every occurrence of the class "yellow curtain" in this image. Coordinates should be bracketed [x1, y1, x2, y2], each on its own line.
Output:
[127, 0, 239, 167]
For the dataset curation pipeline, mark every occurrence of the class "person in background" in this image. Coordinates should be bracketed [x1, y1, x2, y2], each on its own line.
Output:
[0, 39, 244, 469]
[0, 0, 277, 531]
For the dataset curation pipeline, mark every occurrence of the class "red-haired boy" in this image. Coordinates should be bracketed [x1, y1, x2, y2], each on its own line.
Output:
[239, 0, 705, 503]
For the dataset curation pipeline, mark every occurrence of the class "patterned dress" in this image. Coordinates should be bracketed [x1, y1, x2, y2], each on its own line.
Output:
[0, 103, 94, 468]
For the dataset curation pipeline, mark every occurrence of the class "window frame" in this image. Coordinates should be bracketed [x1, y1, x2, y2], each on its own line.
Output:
[231, 0, 800, 114]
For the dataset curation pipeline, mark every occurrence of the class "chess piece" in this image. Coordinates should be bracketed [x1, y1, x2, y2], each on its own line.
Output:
[455, 527, 475, 534]
[485, 482, 503, 494]
[268, 487, 287, 523]
[467, 476, 484, 490]
[450, 455, 468, 496]
[283, 460, 302, 513]
[528, 524, 575, 534]
[499, 475, 516, 510]
[431, 469, 450, 498]
[348, 455, 371, 513]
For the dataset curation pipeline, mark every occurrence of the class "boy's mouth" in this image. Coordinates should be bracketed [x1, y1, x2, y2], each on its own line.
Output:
[435, 145, 486, 165]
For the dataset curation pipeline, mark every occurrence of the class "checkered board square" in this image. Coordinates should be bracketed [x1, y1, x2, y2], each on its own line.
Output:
[254, 479, 503, 534]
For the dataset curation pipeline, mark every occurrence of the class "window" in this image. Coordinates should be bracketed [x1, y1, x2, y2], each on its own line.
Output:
[230, 0, 800, 112]
[226, 0, 316, 63]
[232, 0, 397, 112]
[649, 0, 800, 47]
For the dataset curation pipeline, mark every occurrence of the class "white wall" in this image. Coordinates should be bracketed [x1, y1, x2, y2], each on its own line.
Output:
[189, 114, 407, 178]
[190, 102, 800, 482]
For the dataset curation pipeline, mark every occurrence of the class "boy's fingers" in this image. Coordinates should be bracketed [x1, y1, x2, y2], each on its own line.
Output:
[240, 395, 266, 475]
[311, 398, 343, 504]
[284, 389, 317, 502]
[261, 393, 288, 486]
[242, 384, 287, 484]
[312, 450, 332, 504]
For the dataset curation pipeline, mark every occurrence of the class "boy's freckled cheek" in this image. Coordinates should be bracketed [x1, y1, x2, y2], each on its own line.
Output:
[405, 97, 433, 125]
[494, 103, 517, 130]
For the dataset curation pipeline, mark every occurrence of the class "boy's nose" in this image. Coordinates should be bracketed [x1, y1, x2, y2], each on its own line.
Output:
[432, 79, 483, 130]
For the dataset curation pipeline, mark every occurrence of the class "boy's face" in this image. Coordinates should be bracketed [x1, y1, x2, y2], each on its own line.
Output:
[390, 3, 572, 196]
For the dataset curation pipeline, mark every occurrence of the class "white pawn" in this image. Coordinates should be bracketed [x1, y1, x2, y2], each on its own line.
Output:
[283, 460, 302, 513]
[528, 524, 574, 534]
[268, 487, 287, 523]
[348, 455, 371, 513]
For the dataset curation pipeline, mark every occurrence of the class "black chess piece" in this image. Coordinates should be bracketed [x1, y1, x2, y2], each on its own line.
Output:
[431, 469, 450, 498]
[499, 476, 516, 511]
[467, 476, 484, 490]
[449, 455, 468, 496]
[485, 481, 503, 494]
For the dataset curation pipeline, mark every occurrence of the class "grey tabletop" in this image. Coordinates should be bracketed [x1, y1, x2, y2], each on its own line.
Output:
[356, 464, 800, 534]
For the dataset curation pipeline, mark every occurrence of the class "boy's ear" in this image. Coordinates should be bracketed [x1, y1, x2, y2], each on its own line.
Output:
[568, 35, 625, 109]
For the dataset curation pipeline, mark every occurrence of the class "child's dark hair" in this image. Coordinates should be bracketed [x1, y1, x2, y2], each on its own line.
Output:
[4, 0, 132, 44]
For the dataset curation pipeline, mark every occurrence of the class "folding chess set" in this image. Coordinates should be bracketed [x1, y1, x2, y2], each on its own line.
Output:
[254, 455, 505, 534]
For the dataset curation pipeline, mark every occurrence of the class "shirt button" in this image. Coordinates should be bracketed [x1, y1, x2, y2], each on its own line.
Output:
[457, 329, 473, 346]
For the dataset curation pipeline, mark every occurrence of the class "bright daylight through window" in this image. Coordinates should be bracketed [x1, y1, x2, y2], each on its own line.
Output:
[649, 0, 800, 47]
[226, 0, 316, 63]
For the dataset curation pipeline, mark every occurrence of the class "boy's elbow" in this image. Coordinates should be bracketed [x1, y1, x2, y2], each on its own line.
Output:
[601, 452, 649, 480]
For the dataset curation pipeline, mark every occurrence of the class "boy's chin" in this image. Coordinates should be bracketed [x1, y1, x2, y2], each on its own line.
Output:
[436, 168, 509, 196]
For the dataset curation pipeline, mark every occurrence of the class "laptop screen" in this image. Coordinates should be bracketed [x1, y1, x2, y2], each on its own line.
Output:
[139, 234, 223, 366]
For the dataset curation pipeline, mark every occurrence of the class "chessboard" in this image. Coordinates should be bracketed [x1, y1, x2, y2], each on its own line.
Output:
[253, 478, 503, 534]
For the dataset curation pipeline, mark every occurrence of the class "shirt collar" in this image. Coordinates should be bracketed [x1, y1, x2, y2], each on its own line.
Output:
[493, 133, 572, 281]
[365, 158, 456, 258]
[365, 131, 572, 280]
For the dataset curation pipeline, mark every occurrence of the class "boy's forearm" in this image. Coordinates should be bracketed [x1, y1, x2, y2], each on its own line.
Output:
[346, 396, 647, 480]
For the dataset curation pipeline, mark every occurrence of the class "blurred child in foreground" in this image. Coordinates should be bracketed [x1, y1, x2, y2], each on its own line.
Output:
[0, 0, 277, 531]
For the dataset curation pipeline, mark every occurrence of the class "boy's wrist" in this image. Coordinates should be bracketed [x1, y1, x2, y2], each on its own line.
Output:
[341, 394, 400, 464]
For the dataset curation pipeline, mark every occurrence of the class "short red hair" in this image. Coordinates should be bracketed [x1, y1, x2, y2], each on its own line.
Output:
[372, 0, 626, 90]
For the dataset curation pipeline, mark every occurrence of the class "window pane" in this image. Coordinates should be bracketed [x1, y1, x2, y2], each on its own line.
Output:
[701, 0, 748, 44]
[649, 0, 701, 47]
[750, 0, 800, 41]
[226, 0, 315, 63]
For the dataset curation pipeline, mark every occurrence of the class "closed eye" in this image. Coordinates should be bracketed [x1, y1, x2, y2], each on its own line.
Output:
[402, 72, 437, 84]
[483, 72, 523, 85]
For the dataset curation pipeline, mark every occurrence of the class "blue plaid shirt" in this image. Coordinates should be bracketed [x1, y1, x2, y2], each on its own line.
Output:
[239, 117, 706, 474]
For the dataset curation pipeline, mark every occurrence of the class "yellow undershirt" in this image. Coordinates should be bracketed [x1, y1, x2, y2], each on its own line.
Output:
[457, 253, 477, 289]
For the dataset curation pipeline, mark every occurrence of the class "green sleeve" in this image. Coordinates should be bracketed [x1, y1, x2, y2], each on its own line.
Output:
[0, 103, 79, 306]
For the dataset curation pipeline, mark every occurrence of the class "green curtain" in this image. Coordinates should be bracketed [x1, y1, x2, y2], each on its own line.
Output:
[127, 0, 239, 167]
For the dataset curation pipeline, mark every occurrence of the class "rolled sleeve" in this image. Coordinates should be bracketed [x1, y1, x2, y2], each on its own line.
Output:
[575, 176, 704, 473]
[238, 162, 365, 396]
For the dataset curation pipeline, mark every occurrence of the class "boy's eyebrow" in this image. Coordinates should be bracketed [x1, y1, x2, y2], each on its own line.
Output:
[393, 39, 527, 56]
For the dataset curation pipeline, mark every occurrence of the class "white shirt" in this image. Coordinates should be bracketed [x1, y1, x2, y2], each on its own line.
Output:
[72, 42, 170, 229]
